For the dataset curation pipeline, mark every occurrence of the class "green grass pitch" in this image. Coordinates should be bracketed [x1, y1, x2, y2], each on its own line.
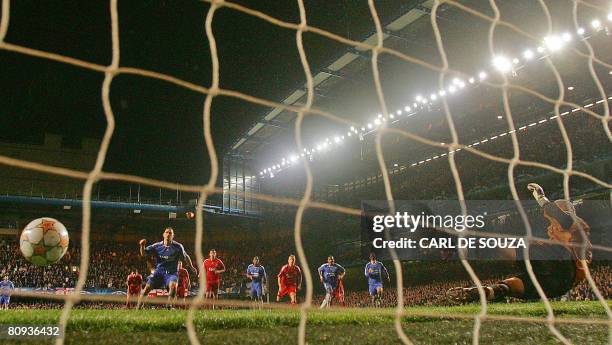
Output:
[0, 301, 609, 344]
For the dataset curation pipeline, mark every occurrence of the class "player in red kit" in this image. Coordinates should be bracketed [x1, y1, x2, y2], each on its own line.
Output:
[277, 255, 302, 305]
[202, 249, 225, 307]
[176, 261, 190, 308]
[126, 270, 143, 308]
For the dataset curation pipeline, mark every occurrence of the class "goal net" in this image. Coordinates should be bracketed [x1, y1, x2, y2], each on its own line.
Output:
[0, 0, 610, 345]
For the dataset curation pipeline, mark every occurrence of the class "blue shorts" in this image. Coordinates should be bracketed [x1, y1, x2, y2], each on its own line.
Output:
[0, 295, 10, 305]
[368, 282, 383, 296]
[250, 282, 263, 298]
[147, 270, 178, 289]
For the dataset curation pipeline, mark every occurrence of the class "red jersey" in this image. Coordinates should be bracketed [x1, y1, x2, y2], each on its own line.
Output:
[178, 268, 190, 288]
[203, 258, 225, 283]
[278, 264, 302, 286]
[127, 273, 142, 287]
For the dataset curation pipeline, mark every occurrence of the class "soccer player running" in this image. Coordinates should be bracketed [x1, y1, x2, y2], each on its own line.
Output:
[277, 254, 302, 305]
[365, 253, 390, 307]
[176, 261, 190, 308]
[318, 255, 346, 308]
[125, 270, 143, 308]
[0, 276, 14, 310]
[202, 249, 225, 308]
[136, 227, 197, 309]
[447, 183, 592, 302]
[246, 256, 267, 308]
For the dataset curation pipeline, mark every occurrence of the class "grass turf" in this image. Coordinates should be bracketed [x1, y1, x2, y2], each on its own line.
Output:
[0, 301, 609, 344]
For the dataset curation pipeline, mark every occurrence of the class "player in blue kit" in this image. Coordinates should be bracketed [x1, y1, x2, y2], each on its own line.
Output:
[364, 253, 390, 307]
[318, 255, 346, 308]
[136, 227, 197, 309]
[0, 276, 14, 310]
[246, 256, 267, 308]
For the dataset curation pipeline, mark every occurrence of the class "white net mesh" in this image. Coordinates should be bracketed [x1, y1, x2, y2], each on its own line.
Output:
[0, 0, 610, 344]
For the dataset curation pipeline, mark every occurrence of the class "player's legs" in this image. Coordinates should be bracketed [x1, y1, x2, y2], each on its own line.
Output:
[136, 284, 153, 309]
[320, 284, 333, 309]
[167, 281, 178, 308]
[375, 286, 383, 307]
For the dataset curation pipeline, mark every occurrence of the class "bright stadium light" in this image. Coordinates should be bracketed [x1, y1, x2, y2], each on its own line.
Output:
[413, 102, 418, 108]
[562, 32, 572, 42]
[377, 113, 383, 118]
[591, 19, 601, 29]
[577, 27, 585, 35]
[374, 118, 381, 125]
[396, 110, 402, 115]
[430, 94, 437, 101]
[567, 86, 574, 91]
[512, 58, 519, 64]
[361, 127, 365, 131]
[415, 95, 423, 102]
[269, 173, 274, 178]
[347, 132, 351, 137]
[458, 81, 466, 88]
[537, 46, 545, 53]
[316, 144, 322, 150]
[608, 12, 612, 21]
[544, 35, 563, 51]
[492, 56, 512, 73]
[334, 136, 340, 143]
[367, 123, 372, 129]
[404, 106, 411, 112]
[350, 126, 355, 131]
[323, 142, 329, 148]
[420, 98, 428, 104]
[523, 49, 534, 60]
[389, 114, 395, 119]
[468, 77, 475, 84]
[439, 90, 446, 96]
[452, 78, 461, 85]
[478, 71, 487, 80]
[448, 85, 456, 94]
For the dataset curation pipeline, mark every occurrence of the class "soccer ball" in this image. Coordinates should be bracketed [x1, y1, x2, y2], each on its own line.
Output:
[19, 218, 69, 266]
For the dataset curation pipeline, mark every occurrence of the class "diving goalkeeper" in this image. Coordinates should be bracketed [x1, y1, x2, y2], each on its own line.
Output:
[447, 183, 592, 302]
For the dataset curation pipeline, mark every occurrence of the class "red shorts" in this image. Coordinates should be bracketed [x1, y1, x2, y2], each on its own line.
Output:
[128, 286, 141, 295]
[333, 281, 345, 301]
[277, 284, 297, 298]
[206, 280, 220, 293]
[177, 286, 188, 298]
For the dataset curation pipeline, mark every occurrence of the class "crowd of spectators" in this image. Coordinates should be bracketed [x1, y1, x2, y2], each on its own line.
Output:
[1, 234, 610, 309]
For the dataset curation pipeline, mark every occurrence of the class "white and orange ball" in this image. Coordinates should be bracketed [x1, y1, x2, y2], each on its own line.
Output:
[19, 218, 69, 266]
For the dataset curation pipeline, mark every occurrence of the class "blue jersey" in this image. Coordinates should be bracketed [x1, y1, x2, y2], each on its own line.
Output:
[0, 280, 14, 296]
[364, 261, 388, 284]
[144, 241, 187, 274]
[246, 264, 267, 283]
[318, 263, 345, 286]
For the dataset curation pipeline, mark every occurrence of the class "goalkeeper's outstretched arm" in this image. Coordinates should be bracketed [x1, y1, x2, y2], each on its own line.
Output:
[527, 183, 573, 228]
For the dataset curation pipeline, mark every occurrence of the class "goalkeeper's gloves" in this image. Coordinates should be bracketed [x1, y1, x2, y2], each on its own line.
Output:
[527, 183, 549, 206]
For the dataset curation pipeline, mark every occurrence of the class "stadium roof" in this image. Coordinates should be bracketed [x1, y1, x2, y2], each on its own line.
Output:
[228, 0, 436, 157]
